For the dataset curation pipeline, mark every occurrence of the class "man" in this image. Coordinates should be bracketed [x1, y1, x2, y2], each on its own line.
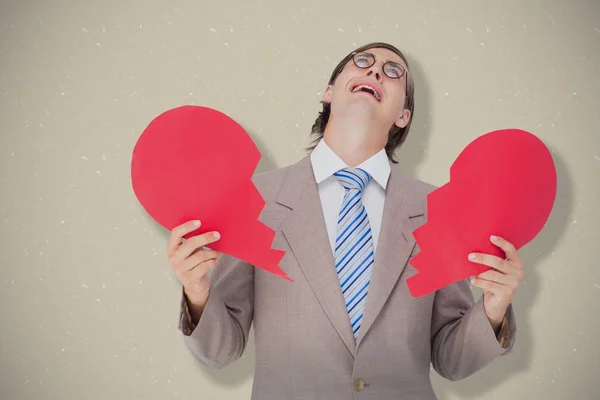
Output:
[167, 42, 523, 399]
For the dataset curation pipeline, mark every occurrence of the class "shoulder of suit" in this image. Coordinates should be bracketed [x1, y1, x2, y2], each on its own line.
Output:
[410, 178, 439, 198]
[390, 163, 439, 197]
[251, 161, 296, 201]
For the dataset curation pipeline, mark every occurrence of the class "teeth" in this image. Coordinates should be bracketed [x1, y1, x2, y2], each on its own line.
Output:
[352, 84, 380, 101]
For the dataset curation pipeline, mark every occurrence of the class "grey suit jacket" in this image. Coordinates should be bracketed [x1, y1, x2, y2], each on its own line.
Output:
[178, 155, 516, 400]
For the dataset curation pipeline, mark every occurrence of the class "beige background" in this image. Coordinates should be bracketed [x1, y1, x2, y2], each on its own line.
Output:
[1, 0, 599, 399]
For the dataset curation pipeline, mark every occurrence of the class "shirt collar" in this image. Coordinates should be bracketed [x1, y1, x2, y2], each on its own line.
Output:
[310, 139, 391, 189]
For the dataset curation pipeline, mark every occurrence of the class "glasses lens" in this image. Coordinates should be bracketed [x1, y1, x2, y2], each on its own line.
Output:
[384, 63, 404, 79]
[353, 53, 374, 68]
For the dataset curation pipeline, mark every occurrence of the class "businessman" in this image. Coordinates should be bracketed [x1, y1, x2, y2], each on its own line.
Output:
[167, 42, 522, 399]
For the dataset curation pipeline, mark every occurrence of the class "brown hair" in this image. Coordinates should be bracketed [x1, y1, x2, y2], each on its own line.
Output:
[307, 42, 415, 164]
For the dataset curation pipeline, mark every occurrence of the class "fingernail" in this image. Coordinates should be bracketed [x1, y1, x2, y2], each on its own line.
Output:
[490, 235, 498, 241]
[468, 253, 476, 261]
[192, 220, 200, 227]
[213, 232, 220, 239]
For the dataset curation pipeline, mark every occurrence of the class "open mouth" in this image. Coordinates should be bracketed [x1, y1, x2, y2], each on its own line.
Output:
[351, 84, 381, 102]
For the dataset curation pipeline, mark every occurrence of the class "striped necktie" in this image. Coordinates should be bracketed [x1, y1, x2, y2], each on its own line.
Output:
[333, 167, 374, 340]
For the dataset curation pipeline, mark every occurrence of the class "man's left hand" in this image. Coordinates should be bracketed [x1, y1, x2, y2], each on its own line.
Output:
[468, 235, 524, 331]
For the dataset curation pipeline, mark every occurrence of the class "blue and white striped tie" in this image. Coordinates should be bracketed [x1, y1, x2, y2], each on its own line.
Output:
[333, 167, 374, 340]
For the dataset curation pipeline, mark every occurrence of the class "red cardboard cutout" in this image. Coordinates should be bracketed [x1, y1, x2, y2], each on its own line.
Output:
[131, 105, 290, 281]
[407, 129, 557, 297]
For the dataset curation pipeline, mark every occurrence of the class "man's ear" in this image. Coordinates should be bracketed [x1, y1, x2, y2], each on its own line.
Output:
[323, 85, 333, 104]
[394, 108, 411, 129]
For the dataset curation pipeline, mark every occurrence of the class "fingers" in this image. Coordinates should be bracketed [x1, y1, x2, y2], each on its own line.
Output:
[470, 236, 525, 294]
[177, 249, 222, 274]
[490, 235, 524, 268]
[475, 269, 512, 286]
[471, 277, 504, 293]
[167, 220, 202, 255]
[178, 231, 220, 257]
[472, 272, 519, 299]
[468, 252, 509, 273]
[468, 252, 524, 283]
[188, 258, 219, 281]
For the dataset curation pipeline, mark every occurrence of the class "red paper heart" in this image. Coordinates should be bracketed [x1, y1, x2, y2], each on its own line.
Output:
[131, 105, 290, 281]
[406, 128, 557, 297]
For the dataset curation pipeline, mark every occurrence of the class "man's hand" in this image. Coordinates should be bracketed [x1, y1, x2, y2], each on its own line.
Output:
[468, 235, 524, 331]
[167, 220, 222, 313]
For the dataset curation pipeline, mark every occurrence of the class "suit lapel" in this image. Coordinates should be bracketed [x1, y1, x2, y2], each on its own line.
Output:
[278, 157, 357, 355]
[356, 166, 425, 347]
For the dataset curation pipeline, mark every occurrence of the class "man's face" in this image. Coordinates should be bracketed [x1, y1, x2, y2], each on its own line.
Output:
[323, 47, 411, 131]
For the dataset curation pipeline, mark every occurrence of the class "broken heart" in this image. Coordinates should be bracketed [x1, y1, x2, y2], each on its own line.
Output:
[406, 128, 557, 297]
[131, 105, 290, 281]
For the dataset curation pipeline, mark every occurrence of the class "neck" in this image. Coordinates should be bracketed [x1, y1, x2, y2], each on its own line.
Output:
[323, 116, 386, 167]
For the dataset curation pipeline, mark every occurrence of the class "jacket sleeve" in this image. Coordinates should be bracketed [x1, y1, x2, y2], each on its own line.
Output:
[429, 279, 517, 381]
[178, 253, 255, 369]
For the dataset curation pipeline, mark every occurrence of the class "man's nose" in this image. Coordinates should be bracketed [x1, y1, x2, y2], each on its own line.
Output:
[366, 67, 383, 82]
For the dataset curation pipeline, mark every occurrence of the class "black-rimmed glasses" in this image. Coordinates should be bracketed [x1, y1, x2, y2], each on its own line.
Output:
[352, 52, 406, 80]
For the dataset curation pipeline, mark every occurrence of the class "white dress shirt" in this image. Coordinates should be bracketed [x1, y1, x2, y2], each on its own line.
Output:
[310, 139, 391, 256]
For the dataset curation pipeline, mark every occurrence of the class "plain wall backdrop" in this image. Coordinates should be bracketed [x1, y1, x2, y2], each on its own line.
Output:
[1, 0, 599, 399]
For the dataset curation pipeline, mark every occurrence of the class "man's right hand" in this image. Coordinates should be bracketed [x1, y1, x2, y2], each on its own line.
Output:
[167, 220, 222, 314]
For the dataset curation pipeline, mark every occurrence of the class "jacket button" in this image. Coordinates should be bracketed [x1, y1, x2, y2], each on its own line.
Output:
[353, 378, 365, 392]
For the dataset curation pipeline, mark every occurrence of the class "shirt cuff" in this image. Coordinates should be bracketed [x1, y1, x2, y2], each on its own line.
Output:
[496, 315, 510, 349]
[179, 287, 198, 336]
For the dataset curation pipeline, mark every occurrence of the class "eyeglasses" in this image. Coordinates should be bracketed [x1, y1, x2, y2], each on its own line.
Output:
[351, 52, 406, 80]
